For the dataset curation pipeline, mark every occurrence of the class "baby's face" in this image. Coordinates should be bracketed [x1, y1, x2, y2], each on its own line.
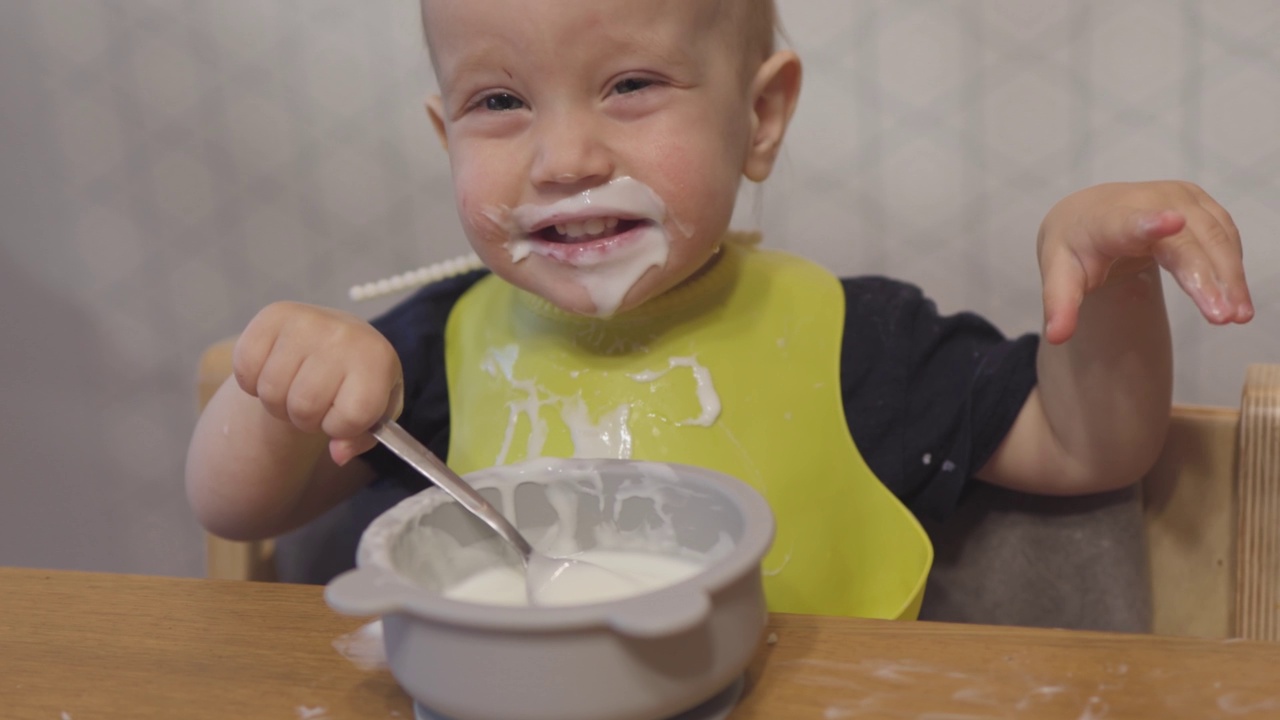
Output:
[424, 0, 764, 317]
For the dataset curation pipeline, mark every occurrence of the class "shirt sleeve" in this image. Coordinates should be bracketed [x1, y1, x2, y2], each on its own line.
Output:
[357, 270, 487, 491]
[840, 277, 1039, 521]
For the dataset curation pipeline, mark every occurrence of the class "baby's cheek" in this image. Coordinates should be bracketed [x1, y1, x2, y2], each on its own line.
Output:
[640, 141, 702, 200]
[456, 192, 480, 230]
[455, 184, 483, 219]
[642, 129, 739, 208]
[454, 193, 498, 242]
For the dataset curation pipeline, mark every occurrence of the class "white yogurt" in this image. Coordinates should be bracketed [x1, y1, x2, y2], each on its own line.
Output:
[443, 550, 704, 607]
[481, 345, 724, 466]
[483, 177, 683, 317]
[628, 356, 722, 427]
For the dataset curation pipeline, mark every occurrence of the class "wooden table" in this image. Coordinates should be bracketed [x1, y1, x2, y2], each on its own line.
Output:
[4, 567, 1280, 719]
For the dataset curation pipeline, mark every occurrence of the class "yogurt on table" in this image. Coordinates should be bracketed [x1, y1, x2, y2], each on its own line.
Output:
[444, 550, 704, 607]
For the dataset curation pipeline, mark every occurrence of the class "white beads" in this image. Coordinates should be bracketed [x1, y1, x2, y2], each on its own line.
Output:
[348, 253, 485, 302]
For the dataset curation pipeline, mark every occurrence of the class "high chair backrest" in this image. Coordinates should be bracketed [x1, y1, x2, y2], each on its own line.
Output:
[195, 336, 1280, 639]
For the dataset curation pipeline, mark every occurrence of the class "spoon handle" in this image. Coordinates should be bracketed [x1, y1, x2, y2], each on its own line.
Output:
[371, 420, 534, 562]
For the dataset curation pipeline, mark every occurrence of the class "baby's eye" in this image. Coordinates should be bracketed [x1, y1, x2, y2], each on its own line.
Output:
[612, 77, 655, 95]
[481, 93, 525, 112]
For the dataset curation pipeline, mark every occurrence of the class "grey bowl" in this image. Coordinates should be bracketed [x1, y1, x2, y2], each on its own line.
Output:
[325, 458, 775, 720]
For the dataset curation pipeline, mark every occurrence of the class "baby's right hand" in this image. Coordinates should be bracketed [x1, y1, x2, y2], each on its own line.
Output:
[232, 301, 403, 466]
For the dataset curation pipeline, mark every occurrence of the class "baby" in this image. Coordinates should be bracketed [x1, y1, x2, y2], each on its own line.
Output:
[186, 0, 1252, 617]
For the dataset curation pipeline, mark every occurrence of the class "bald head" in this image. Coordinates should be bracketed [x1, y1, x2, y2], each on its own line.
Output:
[420, 0, 780, 70]
[731, 0, 779, 62]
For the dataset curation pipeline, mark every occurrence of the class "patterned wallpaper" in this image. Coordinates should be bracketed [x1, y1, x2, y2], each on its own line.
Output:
[1, 0, 1276, 576]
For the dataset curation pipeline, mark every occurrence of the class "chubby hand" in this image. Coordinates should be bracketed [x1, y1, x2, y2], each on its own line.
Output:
[1037, 181, 1253, 344]
[232, 301, 403, 466]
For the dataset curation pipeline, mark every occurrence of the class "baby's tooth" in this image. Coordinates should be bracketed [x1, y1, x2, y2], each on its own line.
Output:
[605, 217, 619, 229]
[566, 221, 586, 238]
[555, 224, 567, 235]
[585, 217, 605, 235]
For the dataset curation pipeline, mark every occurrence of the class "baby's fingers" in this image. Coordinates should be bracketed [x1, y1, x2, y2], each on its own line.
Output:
[1040, 243, 1087, 345]
[285, 355, 345, 433]
[1087, 206, 1185, 257]
[1156, 207, 1245, 324]
[330, 436, 379, 468]
[323, 373, 401, 440]
[231, 318, 281, 398]
[1183, 203, 1253, 323]
[322, 368, 403, 466]
[252, 341, 308, 422]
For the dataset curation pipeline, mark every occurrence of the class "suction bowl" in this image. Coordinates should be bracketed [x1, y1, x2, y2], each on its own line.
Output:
[325, 458, 775, 720]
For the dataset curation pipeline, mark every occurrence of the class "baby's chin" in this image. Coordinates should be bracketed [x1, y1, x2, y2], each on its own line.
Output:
[512, 270, 674, 319]
[535, 283, 657, 318]
[478, 253, 660, 317]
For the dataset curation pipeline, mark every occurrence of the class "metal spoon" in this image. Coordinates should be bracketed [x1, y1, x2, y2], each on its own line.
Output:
[372, 420, 536, 561]
[370, 421, 640, 603]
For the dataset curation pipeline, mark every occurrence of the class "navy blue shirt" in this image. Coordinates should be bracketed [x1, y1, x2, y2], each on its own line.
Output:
[363, 271, 1039, 521]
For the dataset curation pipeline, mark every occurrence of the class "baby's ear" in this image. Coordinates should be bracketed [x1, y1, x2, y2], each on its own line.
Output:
[426, 95, 448, 151]
[743, 50, 802, 183]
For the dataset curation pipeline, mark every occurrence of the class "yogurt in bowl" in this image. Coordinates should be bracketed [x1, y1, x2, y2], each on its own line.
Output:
[325, 458, 775, 720]
[443, 549, 706, 607]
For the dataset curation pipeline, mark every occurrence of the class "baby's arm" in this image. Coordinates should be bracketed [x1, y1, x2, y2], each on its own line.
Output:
[978, 181, 1252, 495]
[185, 302, 403, 540]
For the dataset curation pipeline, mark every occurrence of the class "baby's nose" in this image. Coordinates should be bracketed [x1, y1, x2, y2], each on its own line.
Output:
[530, 112, 613, 187]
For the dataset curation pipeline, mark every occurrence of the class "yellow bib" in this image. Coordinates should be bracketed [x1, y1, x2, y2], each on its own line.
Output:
[444, 235, 932, 619]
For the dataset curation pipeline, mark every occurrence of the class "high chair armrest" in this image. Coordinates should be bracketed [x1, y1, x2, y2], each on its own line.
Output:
[1237, 364, 1280, 640]
[1134, 364, 1280, 639]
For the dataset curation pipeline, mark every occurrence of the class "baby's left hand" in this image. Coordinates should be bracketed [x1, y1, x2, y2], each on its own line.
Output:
[1037, 180, 1253, 344]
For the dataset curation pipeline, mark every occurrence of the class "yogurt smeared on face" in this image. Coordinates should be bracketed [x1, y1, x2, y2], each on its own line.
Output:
[443, 550, 704, 607]
[491, 177, 676, 317]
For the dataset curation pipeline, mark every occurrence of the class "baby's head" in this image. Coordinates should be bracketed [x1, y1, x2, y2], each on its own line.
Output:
[421, 0, 801, 317]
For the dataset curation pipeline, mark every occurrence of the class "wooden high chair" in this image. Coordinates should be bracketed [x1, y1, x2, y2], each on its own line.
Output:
[196, 337, 1280, 641]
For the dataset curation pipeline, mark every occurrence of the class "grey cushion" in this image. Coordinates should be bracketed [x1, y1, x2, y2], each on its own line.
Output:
[918, 481, 1152, 633]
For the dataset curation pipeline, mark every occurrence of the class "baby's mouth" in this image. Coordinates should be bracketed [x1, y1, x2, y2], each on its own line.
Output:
[533, 217, 649, 244]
